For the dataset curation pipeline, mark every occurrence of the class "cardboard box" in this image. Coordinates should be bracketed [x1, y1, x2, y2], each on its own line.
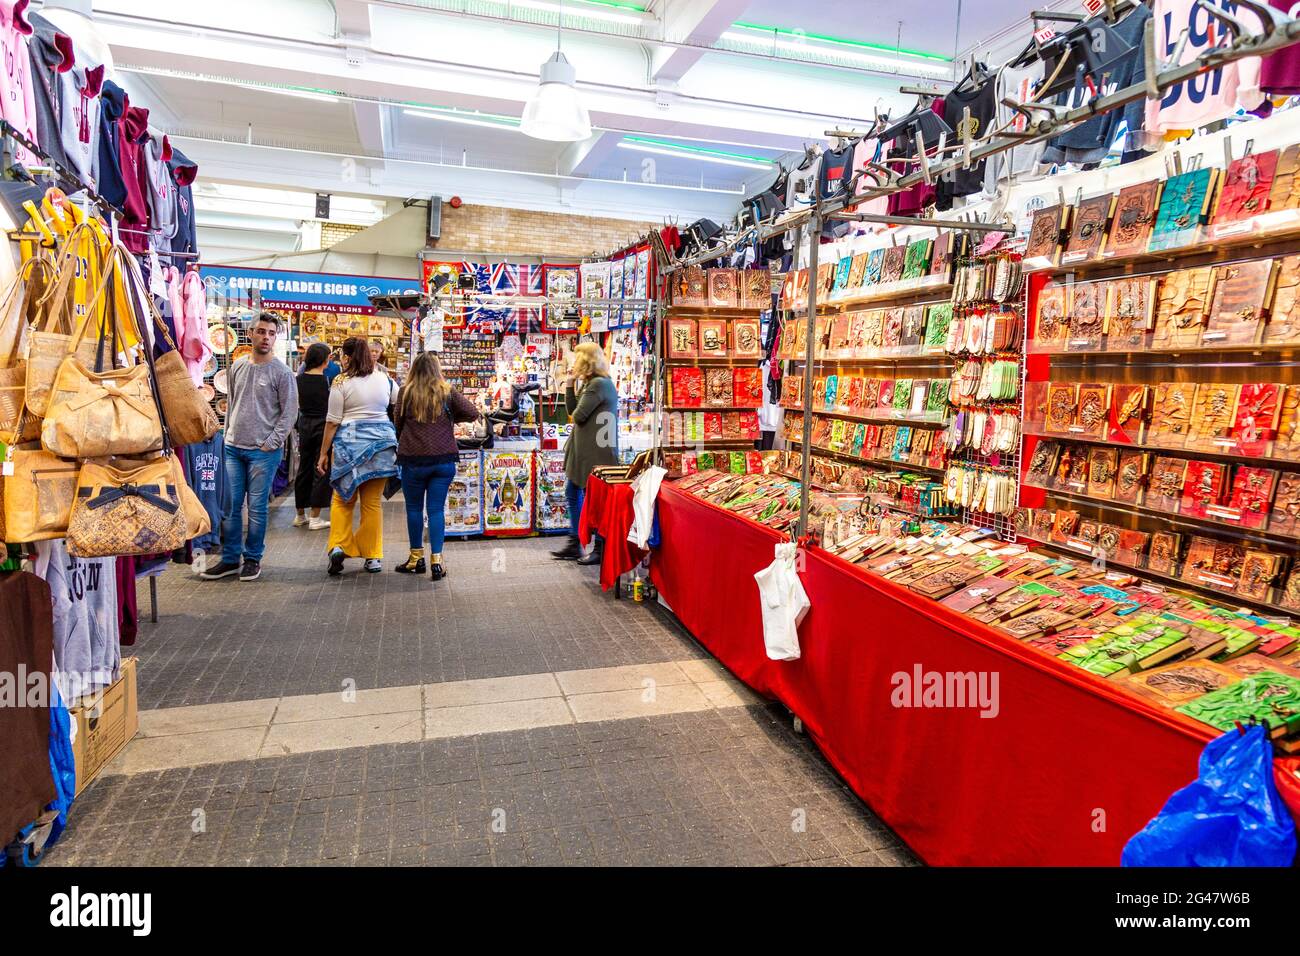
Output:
[70, 657, 138, 795]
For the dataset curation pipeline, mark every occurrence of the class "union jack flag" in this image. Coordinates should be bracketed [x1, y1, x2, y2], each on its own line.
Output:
[461, 262, 543, 335]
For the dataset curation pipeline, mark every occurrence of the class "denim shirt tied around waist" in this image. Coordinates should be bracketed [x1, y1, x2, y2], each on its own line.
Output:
[330, 419, 399, 501]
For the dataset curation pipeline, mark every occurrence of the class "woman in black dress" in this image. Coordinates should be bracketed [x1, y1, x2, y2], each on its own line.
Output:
[294, 343, 334, 529]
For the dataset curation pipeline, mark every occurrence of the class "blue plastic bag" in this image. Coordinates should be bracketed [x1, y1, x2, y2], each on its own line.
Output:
[46, 684, 77, 844]
[1123, 726, 1297, 867]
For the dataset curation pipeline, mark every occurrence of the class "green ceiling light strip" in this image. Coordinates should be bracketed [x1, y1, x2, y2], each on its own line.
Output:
[579, 0, 648, 10]
[622, 136, 774, 165]
[400, 102, 521, 126]
[730, 22, 952, 63]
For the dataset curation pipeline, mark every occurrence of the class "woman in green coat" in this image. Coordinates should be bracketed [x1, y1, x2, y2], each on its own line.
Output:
[552, 342, 620, 564]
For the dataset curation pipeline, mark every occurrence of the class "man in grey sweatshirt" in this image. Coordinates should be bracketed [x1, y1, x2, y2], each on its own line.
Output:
[201, 313, 298, 582]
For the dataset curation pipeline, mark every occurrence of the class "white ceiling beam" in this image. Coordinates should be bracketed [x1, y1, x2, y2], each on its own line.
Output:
[99, 14, 857, 150]
[651, 0, 751, 83]
[557, 130, 622, 177]
[332, 0, 374, 41]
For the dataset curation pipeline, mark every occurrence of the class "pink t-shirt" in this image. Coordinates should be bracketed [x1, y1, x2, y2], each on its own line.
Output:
[1146, 0, 1264, 135]
[0, 0, 38, 166]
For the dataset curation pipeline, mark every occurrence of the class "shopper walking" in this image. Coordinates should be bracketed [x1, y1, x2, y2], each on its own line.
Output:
[293, 342, 334, 530]
[392, 352, 481, 580]
[202, 313, 299, 582]
[318, 337, 399, 575]
[551, 342, 619, 565]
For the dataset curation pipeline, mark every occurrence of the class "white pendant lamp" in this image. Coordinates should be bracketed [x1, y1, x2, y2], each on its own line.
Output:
[520, 2, 591, 142]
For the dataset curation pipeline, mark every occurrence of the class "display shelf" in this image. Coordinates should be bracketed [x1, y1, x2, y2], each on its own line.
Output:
[1026, 481, 1300, 549]
[658, 441, 755, 449]
[797, 349, 952, 364]
[664, 305, 765, 316]
[1029, 339, 1300, 360]
[663, 405, 759, 412]
[795, 406, 951, 428]
[1024, 213, 1300, 279]
[784, 436, 945, 476]
[1023, 427, 1300, 471]
[1019, 530, 1286, 620]
[819, 275, 953, 309]
[665, 357, 763, 366]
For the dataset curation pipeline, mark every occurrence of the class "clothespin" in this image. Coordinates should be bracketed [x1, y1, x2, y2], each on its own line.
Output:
[960, 106, 974, 170]
[1224, 135, 1234, 170]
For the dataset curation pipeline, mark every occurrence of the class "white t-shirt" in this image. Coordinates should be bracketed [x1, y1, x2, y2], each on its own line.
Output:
[327, 370, 397, 425]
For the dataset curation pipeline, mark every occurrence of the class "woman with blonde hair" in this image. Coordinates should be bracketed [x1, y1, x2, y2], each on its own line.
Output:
[318, 336, 398, 575]
[393, 351, 481, 579]
[551, 341, 620, 564]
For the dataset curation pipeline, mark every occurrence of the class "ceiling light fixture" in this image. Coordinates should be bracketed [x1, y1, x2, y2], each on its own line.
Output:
[268, 87, 342, 104]
[721, 23, 952, 77]
[521, 0, 592, 142]
[482, 0, 651, 27]
[402, 108, 520, 130]
[616, 138, 774, 170]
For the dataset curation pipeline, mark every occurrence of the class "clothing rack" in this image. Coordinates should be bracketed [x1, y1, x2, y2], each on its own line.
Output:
[662, 3, 1300, 278]
[0, 120, 123, 222]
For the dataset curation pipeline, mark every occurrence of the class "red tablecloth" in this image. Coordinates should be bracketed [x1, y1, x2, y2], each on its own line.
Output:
[578, 475, 646, 592]
[649, 484, 1227, 866]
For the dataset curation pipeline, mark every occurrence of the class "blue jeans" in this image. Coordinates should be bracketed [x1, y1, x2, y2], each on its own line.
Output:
[566, 479, 584, 538]
[400, 461, 458, 552]
[222, 446, 283, 564]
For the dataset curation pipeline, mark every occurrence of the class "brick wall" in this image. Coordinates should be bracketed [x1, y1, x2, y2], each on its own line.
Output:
[431, 202, 656, 258]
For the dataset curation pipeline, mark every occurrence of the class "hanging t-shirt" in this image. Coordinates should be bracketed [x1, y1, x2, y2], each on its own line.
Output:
[144, 134, 177, 242]
[816, 143, 854, 201]
[0, 0, 38, 166]
[850, 136, 889, 215]
[117, 103, 152, 252]
[26, 12, 73, 172]
[1042, 4, 1151, 165]
[59, 59, 103, 188]
[887, 98, 944, 217]
[982, 60, 1047, 196]
[1145, 0, 1264, 137]
[32, 538, 121, 705]
[184, 432, 225, 553]
[1261, 0, 1300, 94]
[96, 80, 128, 208]
[936, 76, 998, 210]
[168, 144, 199, 257]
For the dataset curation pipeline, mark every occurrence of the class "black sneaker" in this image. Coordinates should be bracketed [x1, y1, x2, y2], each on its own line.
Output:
[239, 560, 262, 582]
[200, 560, 241, 580]
[327, 547, 346, 577]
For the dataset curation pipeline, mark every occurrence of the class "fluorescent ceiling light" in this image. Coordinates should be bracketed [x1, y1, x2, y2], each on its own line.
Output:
[266, 87, 341, 104]
[402, 108, 520, 131]
[721, 24, 951, 76]
[480, 0, 650, 26]
[617, 138, 772, 170]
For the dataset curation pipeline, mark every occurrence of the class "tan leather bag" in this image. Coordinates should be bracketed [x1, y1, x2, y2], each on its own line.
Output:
[169, 453, 212, 539]
[24, 224, 103, 416]
[1, 443, 80, 543]
[119, 251, 218, 447]
[0, 257, 57, 444]
[66, 455, 188, 557]
[40, 246, 165, 459]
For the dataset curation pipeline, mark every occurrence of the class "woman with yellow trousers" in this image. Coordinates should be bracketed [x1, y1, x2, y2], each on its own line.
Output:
[317, 337, 399, 575]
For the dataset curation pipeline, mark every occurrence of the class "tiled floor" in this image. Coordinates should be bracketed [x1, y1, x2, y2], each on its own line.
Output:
[44, 499, 919, 867]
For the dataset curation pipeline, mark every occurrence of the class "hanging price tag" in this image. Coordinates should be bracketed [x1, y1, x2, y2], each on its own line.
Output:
[1082, 0, 1105, 13]
[1034, 27, 1058, 45]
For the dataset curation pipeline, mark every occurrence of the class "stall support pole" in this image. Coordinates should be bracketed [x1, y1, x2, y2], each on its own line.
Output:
[796, 211, 822, 538]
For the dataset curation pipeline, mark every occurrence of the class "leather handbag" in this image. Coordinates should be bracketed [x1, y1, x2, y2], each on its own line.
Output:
[169, 453, 211, 540]
[41, 245, 166, 459]
[0, 257, 56, 444]
[119, 252, 218, 447]
[1, 442, 79, 543]
[24, 223, 103, 417]
[66, 455, 188, 557]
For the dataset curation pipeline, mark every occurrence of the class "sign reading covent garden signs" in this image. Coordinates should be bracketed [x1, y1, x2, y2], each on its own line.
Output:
[199, 266, 421, 315]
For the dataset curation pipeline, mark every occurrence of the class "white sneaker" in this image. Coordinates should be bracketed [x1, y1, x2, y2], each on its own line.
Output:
[292, 515, 309, 527]
[308, 517, 329, 530]
[363, 558, 382, 573]
[192, 551, 206, 574]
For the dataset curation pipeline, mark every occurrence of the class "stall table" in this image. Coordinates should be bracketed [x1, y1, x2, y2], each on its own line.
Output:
[649, 483, 1223, 866]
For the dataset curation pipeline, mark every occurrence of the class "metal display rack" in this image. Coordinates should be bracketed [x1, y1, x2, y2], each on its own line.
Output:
[647, 0, 1300, 539]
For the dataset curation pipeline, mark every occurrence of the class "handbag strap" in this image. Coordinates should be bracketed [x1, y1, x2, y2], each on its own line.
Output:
[0, 255, 56, 368]
[40, 221, 103, 339]
[115, 243, 174, 457]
